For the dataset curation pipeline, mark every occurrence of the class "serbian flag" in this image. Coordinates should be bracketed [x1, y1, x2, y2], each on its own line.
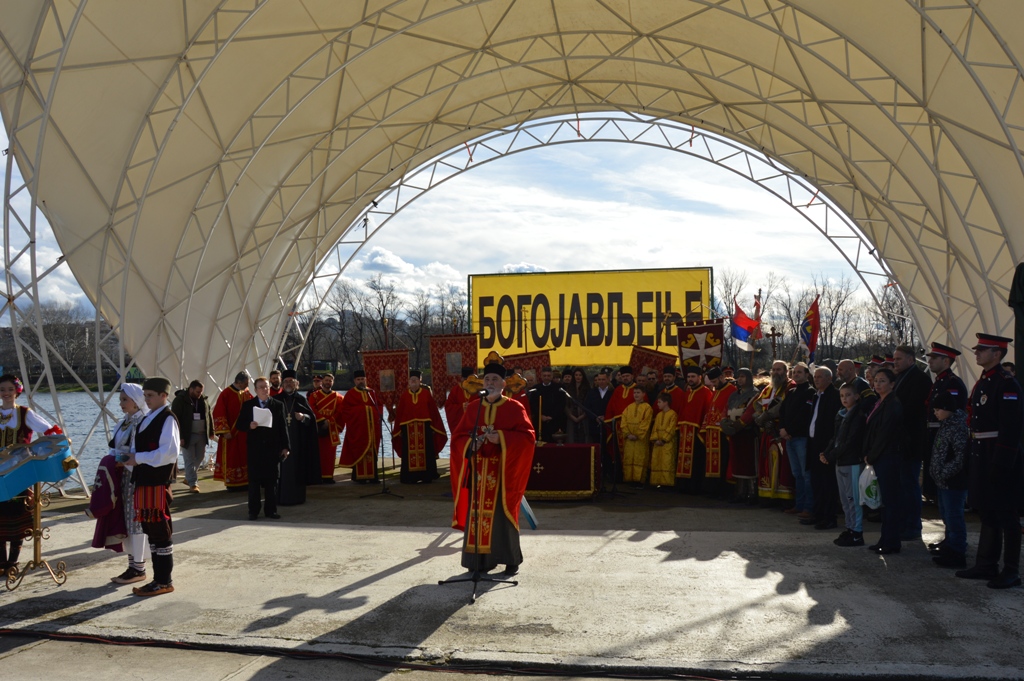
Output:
[731, 298, 761, 352]
[799, 295, 821, 362]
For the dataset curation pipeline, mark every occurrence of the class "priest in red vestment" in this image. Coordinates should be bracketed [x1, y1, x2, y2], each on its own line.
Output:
[391, 370, 448, 484]
[660, 365, 688, 416]
[444, 367, 477, 434]
[212, 372, 252, 491]
[746, 361, 796, 502]
[676, 365, 712, 493]
[338, 369, 383, 482]
[307, 373, 345, 484]
[268, 370, 283, 396]
[451, 355, 536, 575]
[702, 366, 736, 496]
[604, 365, 640, 481]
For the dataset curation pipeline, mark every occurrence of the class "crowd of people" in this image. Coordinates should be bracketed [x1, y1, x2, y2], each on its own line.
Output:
[3, 329, 1021, 596]
[452, 335, 1023, 590]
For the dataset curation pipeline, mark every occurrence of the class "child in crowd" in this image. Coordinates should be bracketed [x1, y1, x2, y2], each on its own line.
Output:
[822, 385, 868, 547]
[649, 393, 678, 487]
[928, 391, 970, 569]
[621, 387, 653, 484]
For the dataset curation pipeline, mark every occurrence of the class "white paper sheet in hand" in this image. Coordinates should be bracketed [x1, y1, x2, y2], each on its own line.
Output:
[253, 406, 273, 428]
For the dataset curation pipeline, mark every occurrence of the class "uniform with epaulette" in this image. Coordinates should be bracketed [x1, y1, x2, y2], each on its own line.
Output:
[955, 334, 1024, 589]
[924, 342, 969, 501]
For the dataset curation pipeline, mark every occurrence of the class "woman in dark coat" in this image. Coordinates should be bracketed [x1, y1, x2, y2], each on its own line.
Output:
[862, 368, 904, 554]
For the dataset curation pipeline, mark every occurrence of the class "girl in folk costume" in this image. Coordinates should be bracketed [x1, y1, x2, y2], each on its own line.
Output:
[621, 387, 653, 483]
[0, 374, 62, 576]
[108, 384, 150, 584]
[649, 393, 679, 486]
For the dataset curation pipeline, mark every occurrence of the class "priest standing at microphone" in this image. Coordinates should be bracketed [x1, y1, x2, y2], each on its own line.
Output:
[451, 352, 536, 576]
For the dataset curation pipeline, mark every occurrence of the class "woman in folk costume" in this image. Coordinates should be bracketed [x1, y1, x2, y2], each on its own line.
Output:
[108, 383, 151, 584]
[649, 392, 679, 486]
[0, 374, 62, 577]
[621, 386, 653, 484]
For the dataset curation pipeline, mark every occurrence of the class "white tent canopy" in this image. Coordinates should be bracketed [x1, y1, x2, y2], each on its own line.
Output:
[2, 1, 1021, 388]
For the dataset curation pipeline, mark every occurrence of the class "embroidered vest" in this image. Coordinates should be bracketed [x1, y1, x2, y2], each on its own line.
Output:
[131, 408, 177, 486]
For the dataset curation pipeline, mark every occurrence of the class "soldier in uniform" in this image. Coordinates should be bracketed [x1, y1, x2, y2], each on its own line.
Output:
[923, 342, 969, 509]
[955, 334, 1024, 589]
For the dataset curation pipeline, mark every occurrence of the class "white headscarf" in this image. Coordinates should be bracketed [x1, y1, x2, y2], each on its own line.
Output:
[121, 383, 149, 415]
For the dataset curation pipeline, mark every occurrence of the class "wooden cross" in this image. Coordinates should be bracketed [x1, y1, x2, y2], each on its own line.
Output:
[765, 326, 783, 359]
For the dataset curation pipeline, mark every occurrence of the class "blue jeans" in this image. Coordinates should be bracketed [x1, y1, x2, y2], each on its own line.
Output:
[936, 488, 968, 555]
[786, 437, 814, 513]
[900, 459, 923, 539]
[836, 464, 862, 532]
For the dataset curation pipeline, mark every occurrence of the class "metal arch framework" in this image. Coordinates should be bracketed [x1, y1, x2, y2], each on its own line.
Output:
[284, 113, 903, 366]
[2, 1, 1023, 456]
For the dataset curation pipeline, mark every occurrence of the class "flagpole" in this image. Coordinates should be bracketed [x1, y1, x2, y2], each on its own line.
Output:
[748, 288, 761, 371]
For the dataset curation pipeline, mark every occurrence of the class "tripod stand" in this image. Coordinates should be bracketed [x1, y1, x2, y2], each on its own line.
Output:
[362, 399, 402, 499]
[438, 395, 518, 604]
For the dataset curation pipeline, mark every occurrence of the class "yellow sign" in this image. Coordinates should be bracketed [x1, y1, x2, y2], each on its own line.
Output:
[469, 268, 712, 366]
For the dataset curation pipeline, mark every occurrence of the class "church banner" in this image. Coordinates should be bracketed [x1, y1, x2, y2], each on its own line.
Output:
[469, 267, 712, 366]
[502, 350, 552, 386]
[628, 345, 679, 378]
[361, 349, 409, 415]
[677, 319, 724, 369]
[428, 334, 478, 407]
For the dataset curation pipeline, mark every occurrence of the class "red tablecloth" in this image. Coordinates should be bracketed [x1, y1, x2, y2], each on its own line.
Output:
[525, 443, 600, 500]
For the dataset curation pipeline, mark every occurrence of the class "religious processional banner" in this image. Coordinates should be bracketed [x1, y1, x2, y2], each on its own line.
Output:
[676, 319, 724, 370]
[502, 350, 551, 386]
[468, 267, 712, 366]
[361, 349, 409, 415]
[628, 345, 679, 377]
[428, 334, 478, 407]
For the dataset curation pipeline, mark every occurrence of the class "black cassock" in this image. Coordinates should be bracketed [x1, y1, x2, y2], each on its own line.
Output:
[527, 383, 569, 442]
[273, 390, 317, 505]
[236, 397, 291, 517]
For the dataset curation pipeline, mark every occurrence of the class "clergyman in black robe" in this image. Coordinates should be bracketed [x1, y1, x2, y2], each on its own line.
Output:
[273, 370, 317, 505]
[527, 367, 570, 441]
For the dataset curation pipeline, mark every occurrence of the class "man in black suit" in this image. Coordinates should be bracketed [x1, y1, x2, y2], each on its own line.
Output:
[892, 344, 933, 540]
[808, 366, 843, 529]
[236, 376, 291, 520]
[582, 370, 614, 480]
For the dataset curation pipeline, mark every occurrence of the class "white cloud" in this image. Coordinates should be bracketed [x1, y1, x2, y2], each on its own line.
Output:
[501, 262, 547, 274]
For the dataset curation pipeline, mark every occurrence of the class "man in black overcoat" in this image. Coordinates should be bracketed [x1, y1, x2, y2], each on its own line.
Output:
[808, 366, 843, 529]
[236, 376, 291, 520]
[892, 344, 933, 540]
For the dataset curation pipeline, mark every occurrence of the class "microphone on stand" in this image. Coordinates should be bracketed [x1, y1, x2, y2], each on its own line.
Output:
[477, 389, 489, 397]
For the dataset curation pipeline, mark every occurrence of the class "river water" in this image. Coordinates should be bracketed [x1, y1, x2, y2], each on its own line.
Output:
[24, 391, 449, 492]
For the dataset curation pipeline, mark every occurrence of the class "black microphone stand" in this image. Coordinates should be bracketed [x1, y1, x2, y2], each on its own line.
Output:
[595, 416, 633, 500]
[438, 392, 518, 604]
[362, 392, 402, 499]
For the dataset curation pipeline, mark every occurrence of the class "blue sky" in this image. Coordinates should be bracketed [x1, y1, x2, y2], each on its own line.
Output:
[344, 141, 862, 303]
[2, 122, 864, 314]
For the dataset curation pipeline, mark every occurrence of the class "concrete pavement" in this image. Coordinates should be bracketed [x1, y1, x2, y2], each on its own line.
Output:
[1, 463, 1023, 680]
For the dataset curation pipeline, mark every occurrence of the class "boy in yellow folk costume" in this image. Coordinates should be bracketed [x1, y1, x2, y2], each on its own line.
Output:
[621, 387, 653, 484]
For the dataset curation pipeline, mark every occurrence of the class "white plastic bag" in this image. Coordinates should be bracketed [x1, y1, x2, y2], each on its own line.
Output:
[859, 465, 881, 509]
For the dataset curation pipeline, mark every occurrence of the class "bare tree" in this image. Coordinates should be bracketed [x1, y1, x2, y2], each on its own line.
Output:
[364, 274, 405, 349]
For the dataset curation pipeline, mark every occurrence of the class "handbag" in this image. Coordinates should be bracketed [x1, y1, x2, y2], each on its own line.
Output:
[859, 465, 881, 509]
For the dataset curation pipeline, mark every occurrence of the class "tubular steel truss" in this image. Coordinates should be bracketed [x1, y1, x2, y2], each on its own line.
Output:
[281, 113, 907, 365]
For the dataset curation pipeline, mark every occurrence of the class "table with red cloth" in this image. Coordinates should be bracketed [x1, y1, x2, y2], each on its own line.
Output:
[525, 443, 600, 500]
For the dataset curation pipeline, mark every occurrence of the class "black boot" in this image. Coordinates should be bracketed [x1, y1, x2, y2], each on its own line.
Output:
[988, 527, 1022, 589]
[957, 524, 1001, 580]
